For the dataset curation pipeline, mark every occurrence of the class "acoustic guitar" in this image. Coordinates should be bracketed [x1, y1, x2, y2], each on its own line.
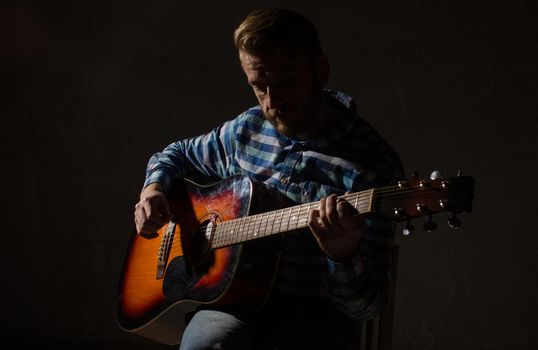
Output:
[116, 172, 474, 345]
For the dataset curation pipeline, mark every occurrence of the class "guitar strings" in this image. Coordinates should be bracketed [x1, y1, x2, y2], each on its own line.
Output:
[159, 183, 454, 252]
[165, 184, 443, 236]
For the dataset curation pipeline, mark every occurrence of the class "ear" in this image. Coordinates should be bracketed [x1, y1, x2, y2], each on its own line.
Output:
[313, 54, 330, 87]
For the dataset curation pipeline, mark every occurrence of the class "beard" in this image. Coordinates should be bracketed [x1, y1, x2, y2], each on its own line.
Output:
[265, 107, 305, 138]
[264, 90, 323, 140]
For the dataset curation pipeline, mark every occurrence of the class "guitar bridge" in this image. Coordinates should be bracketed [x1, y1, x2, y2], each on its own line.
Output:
[156, 221, 177, 279]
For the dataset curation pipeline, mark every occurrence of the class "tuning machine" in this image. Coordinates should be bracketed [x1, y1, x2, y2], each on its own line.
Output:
[447, 212, 462, 229]
[394, 208, 414, 236]
[402, 220, 415, 236]
[423, 214, 438, 232]
[416, 204, 437, 232]
[430, 170, 443, 180]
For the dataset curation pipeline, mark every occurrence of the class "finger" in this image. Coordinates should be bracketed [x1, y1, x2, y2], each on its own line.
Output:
[134, 203, 147, 233]
[325, 194, 346, 233]
[336, 199, 348, 219]
[308, 208, 329, 240]
[156, 198, 171, 221]
[135, 202, 165, 235]
[318, 196, 331, 230]
[338, 200, 364, 233]
[142, 199, 154, 221]
[142, 200, 165, 224]
[337, 198, 358, 218]
[145, 196, 171, 223]
[326, 194, 339, 222]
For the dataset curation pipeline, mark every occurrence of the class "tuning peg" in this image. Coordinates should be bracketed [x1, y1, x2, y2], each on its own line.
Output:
[423, 215, 437, 232]
[394, 207, 406, 218]
[448, 212, 461, 229]
[412, 171, 419, 179]
[457, 170, 464, 177]
[402, 220, 414, 236]
[398, 180, 409, 188]
[430, 170, 443, 180]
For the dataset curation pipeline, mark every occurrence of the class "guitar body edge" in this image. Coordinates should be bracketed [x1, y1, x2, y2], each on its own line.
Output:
[116, 174, 282, 345]
[121, 238, 281, 346]
[125, 299, 199, 345]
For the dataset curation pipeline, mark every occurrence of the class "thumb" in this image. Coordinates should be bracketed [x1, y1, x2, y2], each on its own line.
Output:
[155, 196, 171, 221]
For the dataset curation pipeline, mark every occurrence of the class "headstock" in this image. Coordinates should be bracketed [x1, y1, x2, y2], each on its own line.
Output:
[382, 170, 475, 235]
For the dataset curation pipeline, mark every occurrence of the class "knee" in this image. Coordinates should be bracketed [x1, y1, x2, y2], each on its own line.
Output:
[179, 310, 252, 350]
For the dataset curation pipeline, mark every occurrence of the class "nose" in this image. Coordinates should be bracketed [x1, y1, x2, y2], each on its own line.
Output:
[266, 86, 284, 110]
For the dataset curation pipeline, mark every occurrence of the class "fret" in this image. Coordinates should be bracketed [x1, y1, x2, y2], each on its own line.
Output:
[229, 219, 236, 245]
[259, 212, 265, 237]
[235, 217, 243, 244]
[247, 214, 257, 240]
[230, 218, 238, 245]
[251, 212, 262, 239]
[226, 220, 235, 245]
[250, 214, 259, 239]
[240, 216, 249, 242]
[219, 221, 228, 247]
[282, 207, 293, 232]
[190, 175, 473, 250]
[213, 222, 222, 248]
[269, 210, 277, 236]
[261, 211, 271, 237]
[363, 189, 374, 213]
[293, 205, 302, 230]
[298, 203, 310, 228]
[288, 207, 296, 230]
[241, 216, 250, 242]
[367, 189, 374, 212]
[213, 187, 376, 248]
[274, 208, 284, 235]
[353, 193, 359, 211]
[260, 212, 268, 237]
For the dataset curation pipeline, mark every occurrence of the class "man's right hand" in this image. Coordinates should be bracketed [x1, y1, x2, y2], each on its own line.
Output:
[134, 183, 171, 235]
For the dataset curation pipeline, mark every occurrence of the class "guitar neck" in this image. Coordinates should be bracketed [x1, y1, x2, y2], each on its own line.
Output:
[210, 173, 475, 248]
[211, 188, 375, 249]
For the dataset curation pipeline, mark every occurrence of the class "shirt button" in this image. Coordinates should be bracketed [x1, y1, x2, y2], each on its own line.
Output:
[280, 176, 289, 185]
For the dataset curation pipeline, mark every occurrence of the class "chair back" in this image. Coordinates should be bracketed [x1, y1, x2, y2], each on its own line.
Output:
[359, 244, 399, 350]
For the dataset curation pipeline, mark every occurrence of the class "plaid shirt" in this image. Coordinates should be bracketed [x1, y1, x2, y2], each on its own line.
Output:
[144, 89, 404, 321]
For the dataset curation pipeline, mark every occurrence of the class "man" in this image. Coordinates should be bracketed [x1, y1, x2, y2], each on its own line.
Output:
[134, 8, 404, 350]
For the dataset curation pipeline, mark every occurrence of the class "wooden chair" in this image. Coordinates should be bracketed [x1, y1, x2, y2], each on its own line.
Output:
[359, 244, 399, 350]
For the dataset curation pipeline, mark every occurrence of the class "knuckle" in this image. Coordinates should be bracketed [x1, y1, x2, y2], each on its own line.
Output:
[327, 206, 337, 219]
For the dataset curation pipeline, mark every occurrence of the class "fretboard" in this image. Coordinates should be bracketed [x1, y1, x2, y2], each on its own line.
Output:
[211, 188, 375, 248]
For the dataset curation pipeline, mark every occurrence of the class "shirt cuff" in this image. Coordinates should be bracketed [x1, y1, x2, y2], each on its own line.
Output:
[326, 251, 366, 283]
[143, 170, 173, 193]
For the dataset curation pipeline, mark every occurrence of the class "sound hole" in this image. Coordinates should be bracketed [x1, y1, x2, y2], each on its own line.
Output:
[163, 219, 216, 299]
[191, 219, 215, 276]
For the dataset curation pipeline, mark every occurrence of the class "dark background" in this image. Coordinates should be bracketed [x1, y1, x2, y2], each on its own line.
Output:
[2, 0, 537, 349]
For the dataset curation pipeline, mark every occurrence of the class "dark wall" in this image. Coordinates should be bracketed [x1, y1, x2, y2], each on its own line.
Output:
[3, 1, 537, 349]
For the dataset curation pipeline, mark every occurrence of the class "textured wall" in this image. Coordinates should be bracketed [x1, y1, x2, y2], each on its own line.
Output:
[2, 0, 537, 349]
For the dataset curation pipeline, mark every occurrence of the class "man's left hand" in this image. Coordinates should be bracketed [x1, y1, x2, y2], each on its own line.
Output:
[308, 193, 362, 262]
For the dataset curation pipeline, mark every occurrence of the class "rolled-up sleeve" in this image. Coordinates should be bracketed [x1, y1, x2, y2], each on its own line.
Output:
[143, 118, 240, 192]
[325, 215, 396, 321]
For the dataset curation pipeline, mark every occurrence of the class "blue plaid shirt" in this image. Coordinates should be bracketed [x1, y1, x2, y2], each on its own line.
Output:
[144, 89, 404, 321]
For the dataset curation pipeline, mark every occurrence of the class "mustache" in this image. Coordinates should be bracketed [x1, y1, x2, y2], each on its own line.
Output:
[267, 105, 292, 119]
[267, 109, 281, 120]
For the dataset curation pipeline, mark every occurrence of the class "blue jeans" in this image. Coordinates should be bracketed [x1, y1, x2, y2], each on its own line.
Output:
[179, 295, 361, 350]
[179, 309, 252, 350]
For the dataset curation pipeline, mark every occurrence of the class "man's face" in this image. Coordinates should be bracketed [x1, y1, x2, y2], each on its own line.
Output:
[240, 50, 327, 139]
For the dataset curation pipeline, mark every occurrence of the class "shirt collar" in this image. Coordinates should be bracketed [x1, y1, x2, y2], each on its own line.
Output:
[296, 89, 361, 149]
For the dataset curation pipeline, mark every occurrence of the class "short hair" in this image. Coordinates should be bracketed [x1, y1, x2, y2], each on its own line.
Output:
[234, 8, 323, 59]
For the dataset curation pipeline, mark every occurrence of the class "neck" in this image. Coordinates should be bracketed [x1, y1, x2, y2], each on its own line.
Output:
[292, 93, 329, 141]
